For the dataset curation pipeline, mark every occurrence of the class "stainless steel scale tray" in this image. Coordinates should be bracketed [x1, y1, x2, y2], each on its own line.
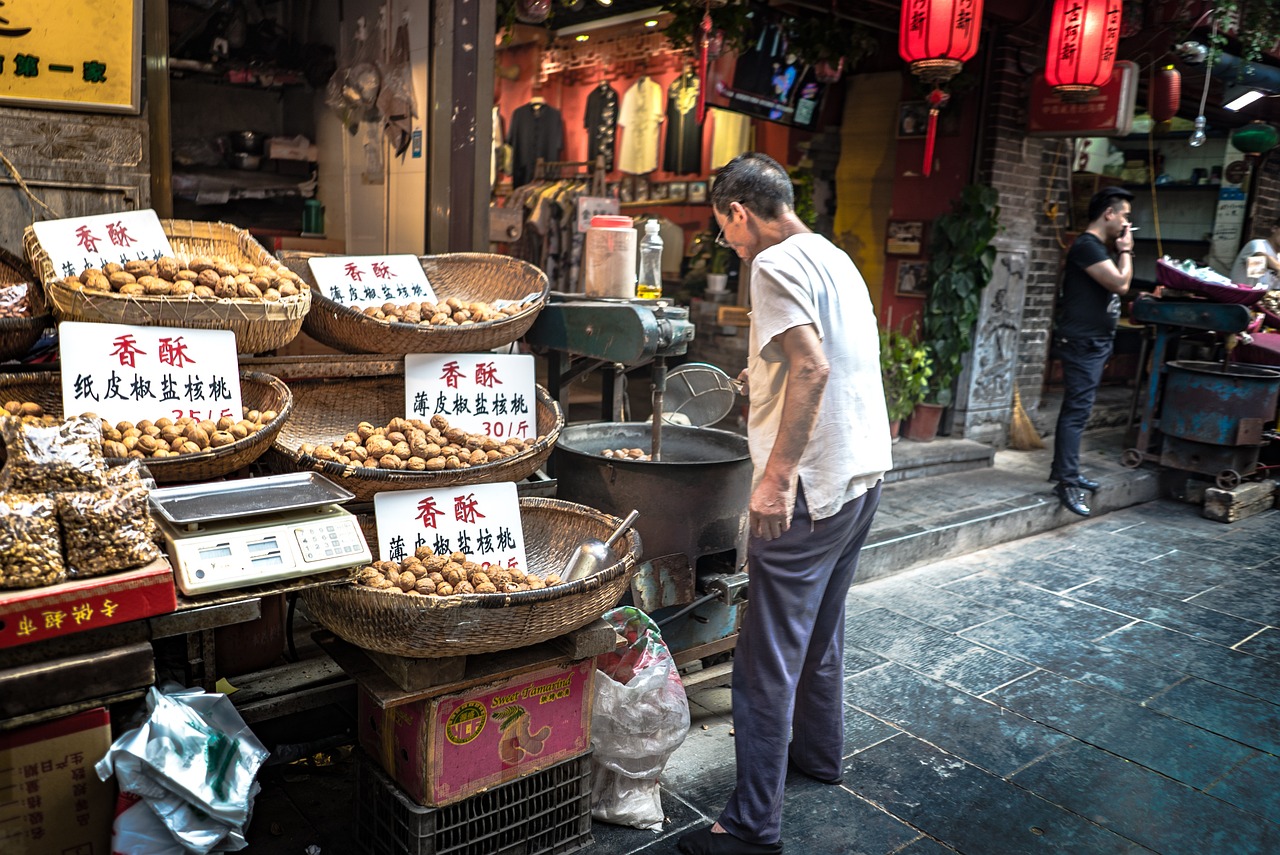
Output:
[149, 472, 355, 526]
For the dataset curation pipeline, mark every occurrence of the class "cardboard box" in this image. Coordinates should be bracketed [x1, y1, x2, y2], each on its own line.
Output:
[0, 708, 115, 855]
[359, 658, 594, 807]
[0, 558, 176, 650]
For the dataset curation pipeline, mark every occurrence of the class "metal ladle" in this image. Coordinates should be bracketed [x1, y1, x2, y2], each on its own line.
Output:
[561, 509, 640, 583]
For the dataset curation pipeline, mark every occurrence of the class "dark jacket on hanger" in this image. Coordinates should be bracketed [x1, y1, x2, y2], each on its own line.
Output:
[508, 101, 564, 188]
[664, 72, 702, 175]
[584, 82, 619, 173]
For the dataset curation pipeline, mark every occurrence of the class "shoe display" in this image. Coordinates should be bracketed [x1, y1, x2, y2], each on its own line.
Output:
[1054, 482, 1091, 516]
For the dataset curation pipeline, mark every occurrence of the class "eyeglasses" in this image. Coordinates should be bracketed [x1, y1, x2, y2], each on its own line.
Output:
[714, 230, 730, 248]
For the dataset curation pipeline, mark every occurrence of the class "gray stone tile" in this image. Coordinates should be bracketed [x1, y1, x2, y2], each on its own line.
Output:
[1204, 751, 1280, 823]
[944, 574, 1134, 640]
[1185, 581, 1280, 626]
[1063, 578, 1266, 647]
[1013, 742, 1280, 855]
[1234, 628, 1280, 662]
[1146, 676, 1280, 755]
[843, 579, 1007, 632]
[844, 608, 1033, 694]
[988, 670, 1255, 790]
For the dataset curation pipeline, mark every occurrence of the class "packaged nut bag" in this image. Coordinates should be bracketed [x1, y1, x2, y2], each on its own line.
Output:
[0, 493, 64, 589]
[0, 413, 107, 493]
[57, 485, 160, 578]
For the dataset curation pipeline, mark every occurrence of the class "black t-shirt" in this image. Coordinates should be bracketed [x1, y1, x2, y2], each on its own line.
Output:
[1056, 232, 1121, 339]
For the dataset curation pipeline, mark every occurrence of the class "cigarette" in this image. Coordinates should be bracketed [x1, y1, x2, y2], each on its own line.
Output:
[1127, 227, 1140, 232]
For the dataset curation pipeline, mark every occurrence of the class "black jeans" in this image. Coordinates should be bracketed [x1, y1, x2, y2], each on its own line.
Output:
[1050, 335, 1114, 485]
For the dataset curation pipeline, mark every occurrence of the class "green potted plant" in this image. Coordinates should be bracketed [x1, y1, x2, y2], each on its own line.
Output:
[706, 244, 733, 294]
[879, 325, 932, 439]
[911, 184, 1001, 441]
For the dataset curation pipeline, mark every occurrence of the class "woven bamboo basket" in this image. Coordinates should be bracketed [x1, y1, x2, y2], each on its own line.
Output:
[268, 378, 562, 501]
[0, 246, 51, 361]
[23, 219, 311, 354]
[0, 370, 293, 482]
[303, 498, 640, 657]
[276, 251, 548, 354]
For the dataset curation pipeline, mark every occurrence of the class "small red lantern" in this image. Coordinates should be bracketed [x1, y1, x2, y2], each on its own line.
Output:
[1149, 64, 1181, 123]
[1045, 0, 1124, 102]
[898, 0, 985, 176]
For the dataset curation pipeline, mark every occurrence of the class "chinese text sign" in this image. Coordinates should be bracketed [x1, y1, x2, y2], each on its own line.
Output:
[405, 354, 537, 440]
[32, 209, 175, 279]
[373, 482, 529, 569]
[308, 254, 438, 309]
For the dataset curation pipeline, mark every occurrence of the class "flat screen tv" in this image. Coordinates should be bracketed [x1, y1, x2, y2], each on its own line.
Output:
[704, 21, 829, 129]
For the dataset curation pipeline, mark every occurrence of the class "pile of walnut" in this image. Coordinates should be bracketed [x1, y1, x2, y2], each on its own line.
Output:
[357, 546, 563, 597]
[61, 256, 309, 301]
[98, 409, 276, 459]
[359, 296, 537, 327]
[601, 447, 651, 461]
[302, 414, 534, 471]
[0, 285, 32, 318]
[0, 401, 56, 425]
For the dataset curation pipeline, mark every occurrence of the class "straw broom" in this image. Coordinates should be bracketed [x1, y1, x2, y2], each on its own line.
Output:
[1009, 385, 1044, 450]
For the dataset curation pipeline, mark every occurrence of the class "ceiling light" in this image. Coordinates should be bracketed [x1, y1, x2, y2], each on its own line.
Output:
[1225, 89, 1266, 111]
[644, 19, 659, 27]
[596, 0, 613, 6]
[576, 34, 590, 42]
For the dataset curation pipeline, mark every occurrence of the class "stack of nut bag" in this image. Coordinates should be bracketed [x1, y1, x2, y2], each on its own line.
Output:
[96, 685, 269, 854]
[0, 413, 160, 589]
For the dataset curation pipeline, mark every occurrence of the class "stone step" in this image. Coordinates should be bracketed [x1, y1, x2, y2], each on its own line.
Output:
[886, 436, 995, 484]
[860, 428, 1161, 584]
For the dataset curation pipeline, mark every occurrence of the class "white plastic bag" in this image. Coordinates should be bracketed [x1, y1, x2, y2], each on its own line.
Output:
[590, 606, 690, 831]
[96, 686, 268, 854]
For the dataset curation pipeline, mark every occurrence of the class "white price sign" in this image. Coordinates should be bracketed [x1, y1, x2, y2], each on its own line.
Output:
[373, 482, 528, 569]
[404, 354, 537, 440]
[58, 322, 242, 426]
[307, 254, 438, 309]
[32, 209, 175, 279]
[576, 196, 621, 233]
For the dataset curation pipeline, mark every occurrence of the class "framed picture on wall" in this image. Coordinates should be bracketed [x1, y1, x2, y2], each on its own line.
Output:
[669, 182, 688, 202]
[886, 220, 925, 256]
[619, 176, 634, 203]
[896, 100, 960, 139]
[894, 259, 930, 298]
[651, 182, 670, 201]
[634, 175, 650, 203]
[689, 181, 708, 204]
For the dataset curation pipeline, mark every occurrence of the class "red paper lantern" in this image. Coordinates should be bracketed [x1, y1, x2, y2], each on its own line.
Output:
[898, 0, 984, 176]
[1149, 64, 1181, 123]
[1045, 0, 1124, 101]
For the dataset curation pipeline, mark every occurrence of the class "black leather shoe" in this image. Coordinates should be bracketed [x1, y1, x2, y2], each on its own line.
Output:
[1076, 476, 1100, 492]
[1054, 482, 1091, 517]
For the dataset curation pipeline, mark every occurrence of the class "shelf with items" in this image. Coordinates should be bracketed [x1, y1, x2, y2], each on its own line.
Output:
[619, 200, 711, 209]
[1120, 183, 1221, 192]
[168, 59, 310, 90]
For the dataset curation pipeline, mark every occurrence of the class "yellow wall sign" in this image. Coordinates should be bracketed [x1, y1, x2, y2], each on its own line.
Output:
[0, 0, 141, 113]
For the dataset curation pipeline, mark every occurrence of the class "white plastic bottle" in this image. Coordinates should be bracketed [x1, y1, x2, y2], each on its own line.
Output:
[636, 219, 664, 299]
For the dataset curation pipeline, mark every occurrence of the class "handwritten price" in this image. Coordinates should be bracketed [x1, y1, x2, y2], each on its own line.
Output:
[481, 421, 531, 439]
[172, 408, 235, 421]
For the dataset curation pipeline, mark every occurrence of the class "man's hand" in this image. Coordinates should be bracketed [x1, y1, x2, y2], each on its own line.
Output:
[750, 475, 794, 541]
[1115, 224, 1135, 254]
[736, 368, 749, 397]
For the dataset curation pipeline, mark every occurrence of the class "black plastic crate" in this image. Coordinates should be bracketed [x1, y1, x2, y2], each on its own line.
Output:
[355, 748, 594, 855]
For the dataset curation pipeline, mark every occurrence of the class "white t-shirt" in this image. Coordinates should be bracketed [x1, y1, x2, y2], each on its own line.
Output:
[1229, 239, 1276, 287]
[747, 233, 892, 520]
[618, 77, 665, 175]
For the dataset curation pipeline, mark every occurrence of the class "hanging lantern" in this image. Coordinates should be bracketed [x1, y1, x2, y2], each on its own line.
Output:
[898, 0, 984, 177]
[1149, 64, 1181, 123]
[1045, 0, 1123, 102]
[1231, 121, 1280, 157]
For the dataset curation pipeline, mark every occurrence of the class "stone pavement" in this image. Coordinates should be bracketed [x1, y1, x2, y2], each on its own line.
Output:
[592, 499, 1280, 855]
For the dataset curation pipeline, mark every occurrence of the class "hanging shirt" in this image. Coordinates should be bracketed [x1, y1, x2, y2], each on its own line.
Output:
[508, 102, 564, 188]
[584, 82, 619, 173]
[710, 109, 753, 170]
[618, 77, 665, 175]
[663, 72, 702, 175]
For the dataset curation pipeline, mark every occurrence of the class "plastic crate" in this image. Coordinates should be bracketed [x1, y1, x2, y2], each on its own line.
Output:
[355, 747, 593, 855]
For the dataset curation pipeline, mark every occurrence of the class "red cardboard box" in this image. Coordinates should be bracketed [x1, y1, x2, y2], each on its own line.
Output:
[0, 558, 177, 650]
[359, 658, 595, 807]
[0, 708, 115, 855]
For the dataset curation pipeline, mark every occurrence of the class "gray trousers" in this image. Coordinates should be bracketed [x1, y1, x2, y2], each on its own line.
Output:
[719, 481, 882, 845]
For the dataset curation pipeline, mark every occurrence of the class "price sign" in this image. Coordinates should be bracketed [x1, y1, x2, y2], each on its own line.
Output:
[59, 322, 242, 426]
[373, 482, 528, 569]
[32, 209, 175, 280]
[308, 254, 438, 309]
[576, 196, 621, 233]
[405, 354, 537, 440]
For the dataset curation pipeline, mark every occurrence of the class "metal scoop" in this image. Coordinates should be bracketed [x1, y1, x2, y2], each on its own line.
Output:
[561, 509, 640, 583]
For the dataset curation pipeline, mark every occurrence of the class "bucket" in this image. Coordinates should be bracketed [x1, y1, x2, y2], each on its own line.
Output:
[1161, 360, 1280, 446]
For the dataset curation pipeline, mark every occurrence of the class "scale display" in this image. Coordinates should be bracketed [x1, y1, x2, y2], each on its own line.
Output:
[156, 505, 370, 596]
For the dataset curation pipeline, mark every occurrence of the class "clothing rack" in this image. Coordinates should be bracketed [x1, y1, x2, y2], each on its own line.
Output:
[534, 156, 608, 196]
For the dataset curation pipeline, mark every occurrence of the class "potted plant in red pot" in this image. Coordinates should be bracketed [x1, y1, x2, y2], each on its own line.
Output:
[880, 325, 932, 440]
[911, 184, 1001, 441]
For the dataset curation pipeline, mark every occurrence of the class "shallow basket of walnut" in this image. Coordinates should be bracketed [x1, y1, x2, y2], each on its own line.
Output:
[276, 251, 548, 354]
[0, 370, 293, 482]
[267, 377, 563, 501]
[23, 219, 312, 354]
[301, 498, 640, 658]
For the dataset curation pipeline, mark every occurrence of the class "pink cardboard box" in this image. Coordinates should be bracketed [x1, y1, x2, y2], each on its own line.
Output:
[360, 658, 595, 806]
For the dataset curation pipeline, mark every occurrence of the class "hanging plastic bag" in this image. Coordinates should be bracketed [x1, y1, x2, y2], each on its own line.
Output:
[590, 606, 690, 831]
[379, 16, 417, 158]
[96, 685, 269, 854]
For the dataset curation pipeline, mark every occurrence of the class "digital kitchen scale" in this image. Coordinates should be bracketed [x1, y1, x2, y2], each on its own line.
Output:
[149, 472, 372, 596]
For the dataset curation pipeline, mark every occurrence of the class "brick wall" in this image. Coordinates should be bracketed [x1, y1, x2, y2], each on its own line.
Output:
[1249, 153, 1280, 236]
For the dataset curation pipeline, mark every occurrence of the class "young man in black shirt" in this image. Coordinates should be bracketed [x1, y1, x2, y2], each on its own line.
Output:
[1050, 187, 1134, 516]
